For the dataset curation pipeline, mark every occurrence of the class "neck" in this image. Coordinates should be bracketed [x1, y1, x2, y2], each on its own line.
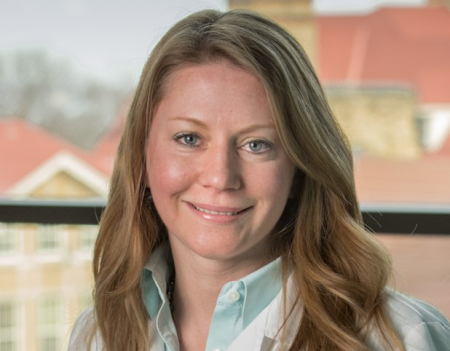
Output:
[172, 248, 270, 316]
[168, 239, 273, 351]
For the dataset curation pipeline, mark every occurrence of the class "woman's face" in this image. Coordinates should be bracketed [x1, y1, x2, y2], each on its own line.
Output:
[146, 62, 296, 264]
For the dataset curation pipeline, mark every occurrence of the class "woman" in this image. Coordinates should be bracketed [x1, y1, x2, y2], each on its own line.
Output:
[69, 9, 450, 351]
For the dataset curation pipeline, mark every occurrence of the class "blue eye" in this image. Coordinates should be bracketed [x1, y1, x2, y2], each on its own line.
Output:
[243, 140, 271, 153]
[174, 133, 200, 147]
[182, 134, 198, 145]
[249, 141, 263, 152]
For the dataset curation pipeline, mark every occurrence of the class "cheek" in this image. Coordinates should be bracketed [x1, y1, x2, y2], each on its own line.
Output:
[249, 161, 295, 201]
[147, 145, 194, 201]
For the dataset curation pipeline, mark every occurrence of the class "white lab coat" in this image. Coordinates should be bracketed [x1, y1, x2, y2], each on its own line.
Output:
[68, 274, 450, 351]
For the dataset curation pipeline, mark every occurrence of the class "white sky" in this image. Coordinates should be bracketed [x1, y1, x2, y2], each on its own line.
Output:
[313, 0, 425, 13]
[0, 0, 426, 83]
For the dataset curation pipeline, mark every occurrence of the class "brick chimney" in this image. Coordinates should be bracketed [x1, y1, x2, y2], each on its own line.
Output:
[428, 0, 450, 7]
[228, 0, 317, 68]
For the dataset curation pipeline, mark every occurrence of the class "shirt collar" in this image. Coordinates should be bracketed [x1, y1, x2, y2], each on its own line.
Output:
[240, 256, 282, 327]
[141, 241, 283, 325]
[142, 242, 172, 320]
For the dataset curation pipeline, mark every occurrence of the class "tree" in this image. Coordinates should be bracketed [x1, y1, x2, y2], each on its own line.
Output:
[0, 48, 132, 149]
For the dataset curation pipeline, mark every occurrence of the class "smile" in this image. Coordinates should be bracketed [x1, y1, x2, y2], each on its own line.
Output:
[193, 205, 240, 216]
[186, 202, 251, 220]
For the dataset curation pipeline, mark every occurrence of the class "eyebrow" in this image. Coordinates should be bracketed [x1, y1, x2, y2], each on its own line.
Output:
[169, 116, 276, 133]
[169, 117, 208, 128]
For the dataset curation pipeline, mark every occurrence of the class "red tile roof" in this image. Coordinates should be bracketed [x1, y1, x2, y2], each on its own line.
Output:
[93, 97, 130, 174]
[2, 116, 449, 203]
[0, 118, 112, 195]
[319, 7, 450, 104]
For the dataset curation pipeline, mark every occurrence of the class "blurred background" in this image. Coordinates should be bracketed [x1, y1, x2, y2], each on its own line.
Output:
[1, 0, 449, 350]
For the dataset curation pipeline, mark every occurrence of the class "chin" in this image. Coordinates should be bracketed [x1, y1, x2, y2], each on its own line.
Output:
[190, 241, 245, 261]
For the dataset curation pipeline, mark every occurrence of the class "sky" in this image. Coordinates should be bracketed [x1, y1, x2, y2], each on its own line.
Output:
[313, 0, 425, 13]
[0, 0, 426, 83]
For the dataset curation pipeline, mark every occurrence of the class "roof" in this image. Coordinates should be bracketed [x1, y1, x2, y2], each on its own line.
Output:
[93, 97, 130, 174]
[319, 7, 450, 104]
[0, 118, 111, 196]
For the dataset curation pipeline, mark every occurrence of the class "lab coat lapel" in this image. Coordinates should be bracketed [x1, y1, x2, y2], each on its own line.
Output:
[226, 272, 302, 351]
[148, 319, 167, 351]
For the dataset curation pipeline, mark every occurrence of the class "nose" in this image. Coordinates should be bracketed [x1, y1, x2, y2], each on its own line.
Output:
[197, 142, 242, 192]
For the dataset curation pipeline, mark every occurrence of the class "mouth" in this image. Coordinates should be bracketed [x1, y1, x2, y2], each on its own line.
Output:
[187, 202, 251, 217]
[193, 205, 240, 216]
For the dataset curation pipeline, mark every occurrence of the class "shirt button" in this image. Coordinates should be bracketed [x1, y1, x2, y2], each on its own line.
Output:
[166, 335, 176, 346]
[228, 291, 240, 302]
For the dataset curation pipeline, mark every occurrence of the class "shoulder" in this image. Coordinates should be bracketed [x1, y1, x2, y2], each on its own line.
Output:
[68, 307, 104, 351]
[385, 289, 448, 325]
[384, 289, 450, 351]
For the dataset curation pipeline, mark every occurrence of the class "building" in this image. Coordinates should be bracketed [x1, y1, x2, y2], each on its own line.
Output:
[319, 6, 450, 157]
[1, 4, 450, 349]
[0, 117, 113, 351]
[0, 221, 97, 351]
[230, 2, 450, 159]
[229, 0, 317, 67]
[0, 118, 110, 199]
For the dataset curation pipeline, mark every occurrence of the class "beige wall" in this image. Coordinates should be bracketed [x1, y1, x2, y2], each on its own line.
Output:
[325, 86, 421, 159]
[428, 0, 450, 7]
[31, 171, 100, 199]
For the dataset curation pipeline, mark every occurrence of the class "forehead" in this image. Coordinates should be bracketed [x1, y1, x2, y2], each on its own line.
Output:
[164, 61, 264, 93]
[155, 62, 273, 121]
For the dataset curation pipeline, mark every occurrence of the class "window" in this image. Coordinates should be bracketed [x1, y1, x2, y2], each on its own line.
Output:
[0, 224, 17, 257]
[0, 301, 17, 351]
[79, 225, 98, 252]
[37, 296, 62, 351]
[36, 225, 63, 254]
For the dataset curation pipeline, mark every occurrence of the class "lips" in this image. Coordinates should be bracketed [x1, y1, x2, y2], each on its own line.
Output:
[187, 202, 251, 216]
[193, 204, 240, 216]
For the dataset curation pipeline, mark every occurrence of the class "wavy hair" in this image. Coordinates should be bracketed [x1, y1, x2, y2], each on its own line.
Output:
[92, 9, 404, 351]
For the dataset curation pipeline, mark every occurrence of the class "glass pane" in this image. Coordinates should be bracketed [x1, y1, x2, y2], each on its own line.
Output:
[0, 225, 18, 256]
[36, 226, 62, 253]
[1, 223, 95, 350]
[0, 1, 227, 201]
[380, 234, 450, 318]
[1, 2, 449, 351]
[0, 301, 16, 351]
[0, 342, 15, 351]
[0, 303, 13, 328]
[316, 6, 450, 206]
[39, 338, 58, 351]
[79, 225, 98, 252]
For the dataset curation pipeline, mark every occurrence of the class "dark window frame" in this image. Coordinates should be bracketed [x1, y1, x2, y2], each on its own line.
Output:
[0, 199, 449, 235]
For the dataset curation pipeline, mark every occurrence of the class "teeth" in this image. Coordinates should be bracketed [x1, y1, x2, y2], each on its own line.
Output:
[194, 205, 239, 216]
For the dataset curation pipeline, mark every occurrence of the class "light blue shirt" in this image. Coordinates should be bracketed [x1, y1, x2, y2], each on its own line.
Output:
[69, 245, 450, 351]
[141, 243, 283, 351]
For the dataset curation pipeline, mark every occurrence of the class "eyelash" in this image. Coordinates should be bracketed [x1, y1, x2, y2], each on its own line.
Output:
[173, 132, 200, 148]
[173, 132, 272, 154]
[241, 140, 272, 154]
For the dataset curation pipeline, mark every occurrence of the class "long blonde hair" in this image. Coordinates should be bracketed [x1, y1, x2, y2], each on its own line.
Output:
[92, 9, 403, 351]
